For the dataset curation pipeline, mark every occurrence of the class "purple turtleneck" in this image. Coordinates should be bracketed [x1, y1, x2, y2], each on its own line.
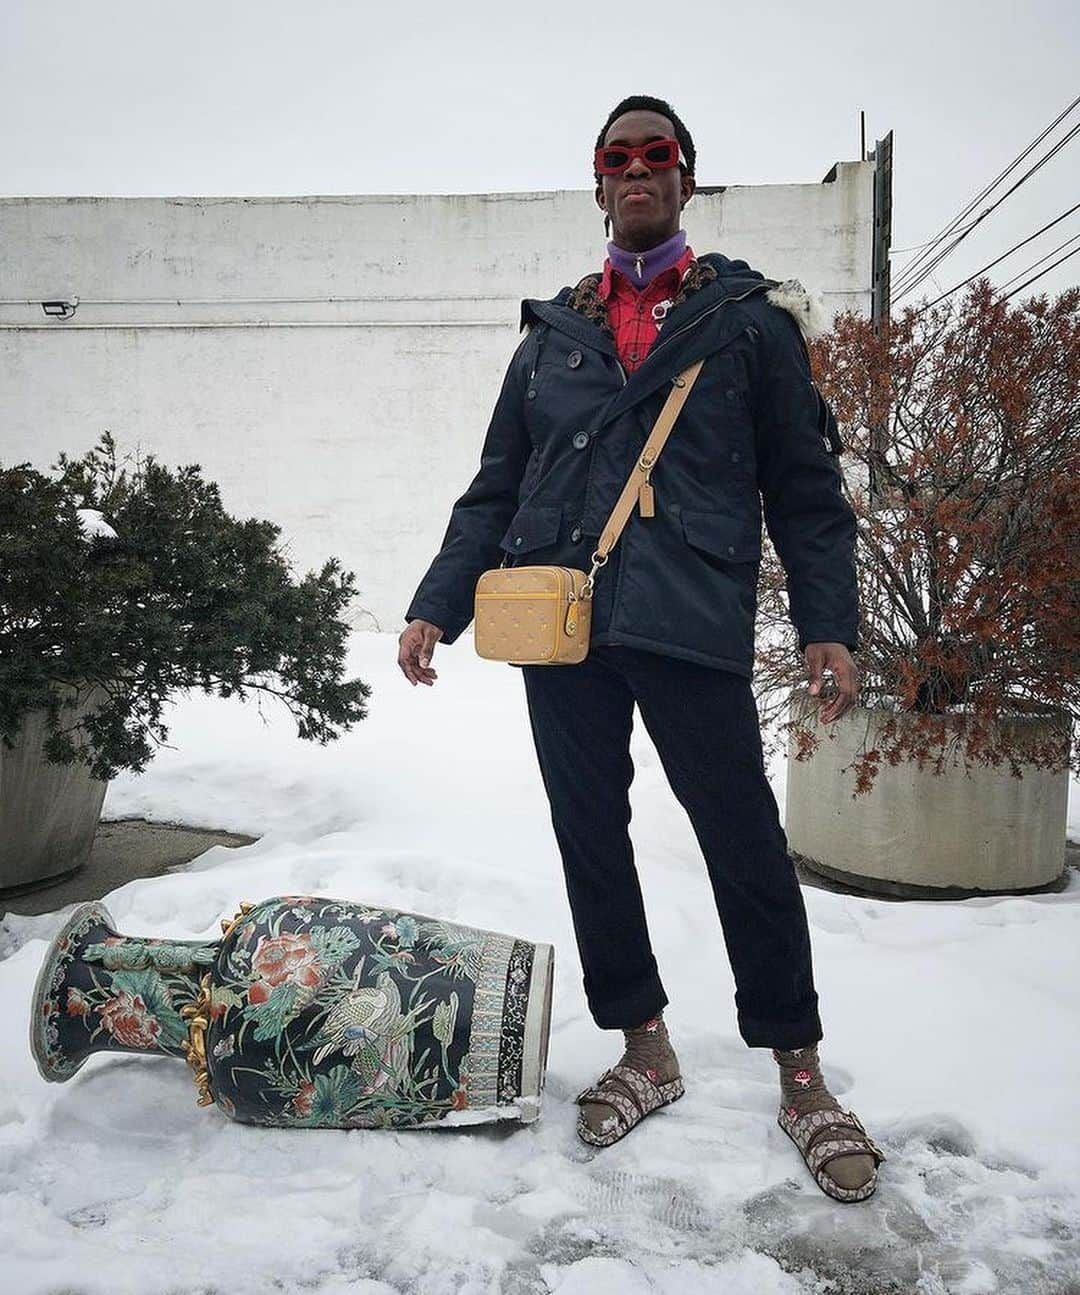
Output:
[606, 228, 687, 288]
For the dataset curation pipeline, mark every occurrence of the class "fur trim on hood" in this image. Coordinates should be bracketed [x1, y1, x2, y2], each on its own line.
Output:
[764, 278, 830, 339]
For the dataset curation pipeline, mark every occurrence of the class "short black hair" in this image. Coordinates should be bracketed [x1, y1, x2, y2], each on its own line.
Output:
[594, 94, 696, 182]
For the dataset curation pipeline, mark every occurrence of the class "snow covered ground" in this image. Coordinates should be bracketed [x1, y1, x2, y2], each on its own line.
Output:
[2, 631, 1078, 1295]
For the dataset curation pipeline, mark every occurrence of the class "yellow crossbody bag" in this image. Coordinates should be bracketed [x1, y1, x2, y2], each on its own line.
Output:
[474, 357, 705, 665]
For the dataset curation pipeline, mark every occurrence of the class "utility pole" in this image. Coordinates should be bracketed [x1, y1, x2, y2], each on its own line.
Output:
[867, 126, 894, 501]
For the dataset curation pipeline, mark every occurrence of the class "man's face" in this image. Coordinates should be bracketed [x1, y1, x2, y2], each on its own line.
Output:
[595, 109, 695, 251]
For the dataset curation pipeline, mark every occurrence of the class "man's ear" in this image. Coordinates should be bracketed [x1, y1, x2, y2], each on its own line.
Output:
[680, 173, 696, 210]
[594, 182, 607, 213]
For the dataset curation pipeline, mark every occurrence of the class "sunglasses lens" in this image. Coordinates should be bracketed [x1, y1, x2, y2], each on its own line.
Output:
[643, 141, 678, 166]
[600, 148, 630, 171]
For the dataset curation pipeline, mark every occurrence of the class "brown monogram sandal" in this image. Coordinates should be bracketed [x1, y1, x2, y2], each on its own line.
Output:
[574, 1063, 685, 1147]
[777, 1103, 888, 1202]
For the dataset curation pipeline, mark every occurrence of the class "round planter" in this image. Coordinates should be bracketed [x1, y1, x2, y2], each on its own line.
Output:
[0, 682, 110, 896]
[783, 687, 1071, 897]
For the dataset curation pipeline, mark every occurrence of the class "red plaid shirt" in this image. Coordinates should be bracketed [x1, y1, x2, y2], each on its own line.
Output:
[599, 244, 697, 373]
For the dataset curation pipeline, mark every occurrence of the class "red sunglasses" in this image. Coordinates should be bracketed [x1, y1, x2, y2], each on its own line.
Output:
[594, 137, 685, 175]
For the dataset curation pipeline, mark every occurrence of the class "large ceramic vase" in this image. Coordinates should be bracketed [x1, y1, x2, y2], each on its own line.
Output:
[31, 894, 555, 1129]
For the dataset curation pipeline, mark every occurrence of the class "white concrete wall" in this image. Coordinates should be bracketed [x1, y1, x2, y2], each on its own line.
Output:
[0, 164, 873, 634]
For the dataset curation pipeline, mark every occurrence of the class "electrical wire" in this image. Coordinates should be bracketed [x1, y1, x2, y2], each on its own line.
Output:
[893, 119, 1080, 301]
[892, 92, 1079, 293]
[894, 117, 1080, 303]
[899, 120, 1080, 300]
[1000, 242, 1080, 301]
[892, 93, 1080, 302]
[997, 229, 1080, 292]
[913, 202, 1080, 312]
[888, 218, 983, 257]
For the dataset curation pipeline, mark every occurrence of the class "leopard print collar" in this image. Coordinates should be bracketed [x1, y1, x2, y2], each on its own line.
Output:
[565, 257, 720, 338]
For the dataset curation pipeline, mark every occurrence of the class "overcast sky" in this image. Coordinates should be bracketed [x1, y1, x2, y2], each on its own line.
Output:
[2, 0, 1077, 306]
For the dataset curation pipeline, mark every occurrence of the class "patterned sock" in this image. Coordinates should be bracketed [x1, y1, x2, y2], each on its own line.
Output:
[578, 1011, 680, 1138]
[620, 1012, 681, 1085]
[773, 1042, 875, 1190]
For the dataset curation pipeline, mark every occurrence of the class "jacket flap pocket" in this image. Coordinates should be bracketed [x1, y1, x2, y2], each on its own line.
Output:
[681, 510, 762, 562]
[499, 504, 563, 554]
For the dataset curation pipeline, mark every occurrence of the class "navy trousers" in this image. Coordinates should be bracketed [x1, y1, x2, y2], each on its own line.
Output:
[520, 643, 823, 1049]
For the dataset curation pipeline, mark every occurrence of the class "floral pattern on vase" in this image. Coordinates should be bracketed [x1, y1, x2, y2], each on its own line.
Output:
[31, 894, 555, 1130]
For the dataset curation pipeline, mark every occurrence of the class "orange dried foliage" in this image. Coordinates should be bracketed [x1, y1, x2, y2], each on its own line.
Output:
[755, 279, 1079, 797]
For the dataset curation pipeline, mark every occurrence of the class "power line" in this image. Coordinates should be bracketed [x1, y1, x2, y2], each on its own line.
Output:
[894, 119, 1080, 300]
[892, 92, 1079, 294]
[997, 229, 1080, 292]
[897, 120, 1080, 300]
[894, 113, 1080, 302]
[888, 223, 980, 256]
[1001, 242, 1080, 301]
[892, 93, 1080, 301]
[914, 201, 1080, 312]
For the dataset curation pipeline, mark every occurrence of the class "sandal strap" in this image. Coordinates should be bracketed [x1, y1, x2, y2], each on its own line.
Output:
[809, 1133, 886, 1177]
[782, 1105, 888, 1167]
[575, 1069, 643, 1129]
[606, 1063, 668, 1115]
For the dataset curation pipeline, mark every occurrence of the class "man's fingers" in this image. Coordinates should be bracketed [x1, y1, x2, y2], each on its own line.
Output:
[412, 642, 436, 682]
[398, 648, 420, 686]
[819, 662, 858, 722]
[398, 629, 437, 686]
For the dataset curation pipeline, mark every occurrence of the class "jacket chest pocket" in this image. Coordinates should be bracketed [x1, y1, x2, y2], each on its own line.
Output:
[680, 510, 762, 564]
[499, 503, 564, 563]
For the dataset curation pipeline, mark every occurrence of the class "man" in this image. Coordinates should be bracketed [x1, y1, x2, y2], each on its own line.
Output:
[399, 95, 886, 1202]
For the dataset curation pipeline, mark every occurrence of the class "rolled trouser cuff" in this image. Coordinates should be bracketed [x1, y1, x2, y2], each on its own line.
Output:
[738, 1006, 823, 1050]
[589, 974, 669, 1031]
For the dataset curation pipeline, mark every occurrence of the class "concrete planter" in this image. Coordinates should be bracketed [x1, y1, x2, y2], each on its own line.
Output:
[784, 687, 1071, 897]
[0, 683, 110, 896]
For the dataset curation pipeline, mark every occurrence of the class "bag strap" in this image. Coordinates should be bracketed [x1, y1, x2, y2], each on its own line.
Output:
[583, 356, 705, 596]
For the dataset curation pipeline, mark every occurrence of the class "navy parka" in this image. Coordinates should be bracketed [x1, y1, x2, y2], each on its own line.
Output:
[404, 251, 859, 677]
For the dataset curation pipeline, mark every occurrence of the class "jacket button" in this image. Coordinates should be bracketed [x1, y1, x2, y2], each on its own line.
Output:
[526, 389, 537, 400]
[515, 537, 523, 546]
[727, 544, 735, 555]
[731, 450, 741, 462]
[572, 430, 589, 450]
[567, 350, 582, 369]
[725, 388, 737, 400]
[570, 525, 583, 542]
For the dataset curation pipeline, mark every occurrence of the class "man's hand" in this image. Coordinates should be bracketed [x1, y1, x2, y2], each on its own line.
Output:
[804, 642, 859, 723]
[399, 619, 444, 687]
